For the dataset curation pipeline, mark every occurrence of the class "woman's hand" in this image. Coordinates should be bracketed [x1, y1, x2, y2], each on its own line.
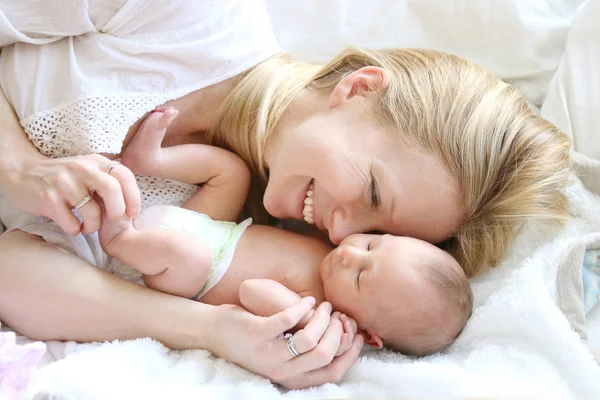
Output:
[209, 297, 364, 389]
[2, 154, 141, 235]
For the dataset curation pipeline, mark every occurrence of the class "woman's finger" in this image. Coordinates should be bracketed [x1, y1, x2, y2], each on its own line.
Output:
[54, 173, 93, 235]
[85, 171, 126, 220]
[291, 301, 332, 354]
[281, 312, 344, 375]
[46, 193, 83, 236]
[103, 162, 141, 218]
[280, 334, 364, 390]
[264, 296, 316, 339]
[77, 196, 103, 234]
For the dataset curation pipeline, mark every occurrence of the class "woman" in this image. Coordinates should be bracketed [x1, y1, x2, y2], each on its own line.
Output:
[0, 0, 570, 389]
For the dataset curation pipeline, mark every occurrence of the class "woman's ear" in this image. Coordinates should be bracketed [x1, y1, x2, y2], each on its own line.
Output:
[360, 329, 384, 349]
[329, 66, 390, 108]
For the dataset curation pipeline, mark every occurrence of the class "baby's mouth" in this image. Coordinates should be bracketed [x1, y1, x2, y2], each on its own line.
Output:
[303, 179, 314, 224]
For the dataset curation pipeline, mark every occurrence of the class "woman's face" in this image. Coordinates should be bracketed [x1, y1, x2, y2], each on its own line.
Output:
[263, 68, 464, 245]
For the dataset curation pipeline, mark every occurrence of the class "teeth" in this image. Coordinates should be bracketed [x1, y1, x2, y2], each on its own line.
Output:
[303, 181, 315, 224]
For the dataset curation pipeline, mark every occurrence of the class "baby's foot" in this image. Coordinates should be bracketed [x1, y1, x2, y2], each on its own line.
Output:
[121, 106, 179, 176]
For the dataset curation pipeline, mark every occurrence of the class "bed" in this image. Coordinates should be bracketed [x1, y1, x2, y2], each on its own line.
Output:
[3, 0, 600, 398]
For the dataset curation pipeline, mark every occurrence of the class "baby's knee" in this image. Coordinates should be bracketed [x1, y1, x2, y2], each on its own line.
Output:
[187, 237, 213, 277]
[164, 233, 213, 293]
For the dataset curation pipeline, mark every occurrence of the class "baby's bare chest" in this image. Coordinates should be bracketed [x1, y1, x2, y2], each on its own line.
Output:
[274, 265, 326, 303]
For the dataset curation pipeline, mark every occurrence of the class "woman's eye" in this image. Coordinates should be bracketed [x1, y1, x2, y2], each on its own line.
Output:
[370, 173, 381, 209]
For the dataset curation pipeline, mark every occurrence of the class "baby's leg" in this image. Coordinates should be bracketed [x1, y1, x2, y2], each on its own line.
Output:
[99, 214, 213, 299]
[121, 107, 178, 177]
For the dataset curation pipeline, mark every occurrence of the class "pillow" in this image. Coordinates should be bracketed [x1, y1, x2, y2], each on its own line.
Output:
[263, 0, 585, 108]
[542, 0, 600, 323]
[541, 0, 600, 161]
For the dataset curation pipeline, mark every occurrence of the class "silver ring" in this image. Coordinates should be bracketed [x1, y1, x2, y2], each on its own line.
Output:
[73, 195, 92, 211]
[106, 161, 120, 175]
[284, 333, 300, 357]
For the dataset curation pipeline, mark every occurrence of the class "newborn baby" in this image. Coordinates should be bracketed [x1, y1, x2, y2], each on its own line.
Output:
[99, 107, 473, 356]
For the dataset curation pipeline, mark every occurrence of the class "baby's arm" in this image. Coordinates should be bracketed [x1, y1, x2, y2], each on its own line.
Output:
[121, 107, 250, 221]
[99, 217, 213, 299]
[239, 279, 356, 355]
[239, 279, 315, 329]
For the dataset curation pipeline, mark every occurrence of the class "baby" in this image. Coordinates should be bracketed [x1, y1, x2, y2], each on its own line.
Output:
[99, 107, 473, 356]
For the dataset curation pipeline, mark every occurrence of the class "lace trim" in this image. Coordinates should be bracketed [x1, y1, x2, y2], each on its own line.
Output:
[136, 176, 198, 208]
[19, 92, 189, 157]
[19, 92, 200, 208]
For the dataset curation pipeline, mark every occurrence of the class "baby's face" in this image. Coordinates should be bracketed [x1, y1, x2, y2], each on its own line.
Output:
[320, 234, 437, 332]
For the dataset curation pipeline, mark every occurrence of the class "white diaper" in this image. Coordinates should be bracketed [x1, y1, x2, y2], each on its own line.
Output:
[131, 205, 251, 299]
[1, 201, 250, 299]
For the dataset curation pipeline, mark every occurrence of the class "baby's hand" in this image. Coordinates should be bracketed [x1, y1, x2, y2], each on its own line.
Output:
[121, 106, 179, 177]
[335, 313, 358, 357]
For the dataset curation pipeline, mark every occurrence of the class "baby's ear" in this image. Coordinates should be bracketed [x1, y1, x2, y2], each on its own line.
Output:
[360, 329, 384, 349]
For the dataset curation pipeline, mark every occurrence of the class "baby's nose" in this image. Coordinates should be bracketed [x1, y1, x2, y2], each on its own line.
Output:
[334, 245, 363, 268]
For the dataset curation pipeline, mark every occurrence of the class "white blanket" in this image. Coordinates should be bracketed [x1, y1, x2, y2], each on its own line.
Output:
[11, 171, 600, 400]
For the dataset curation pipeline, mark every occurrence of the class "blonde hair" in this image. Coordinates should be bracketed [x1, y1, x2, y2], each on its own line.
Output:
[209, 49, 571, 277]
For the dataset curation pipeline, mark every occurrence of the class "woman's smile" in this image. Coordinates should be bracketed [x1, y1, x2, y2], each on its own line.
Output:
[302, 179, 315, 224]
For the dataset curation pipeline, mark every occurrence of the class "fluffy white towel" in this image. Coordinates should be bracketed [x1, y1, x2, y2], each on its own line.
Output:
[14, 171, 600, 400]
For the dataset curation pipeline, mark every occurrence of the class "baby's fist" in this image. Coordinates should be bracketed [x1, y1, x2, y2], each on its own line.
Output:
[335, 314, 358, 356]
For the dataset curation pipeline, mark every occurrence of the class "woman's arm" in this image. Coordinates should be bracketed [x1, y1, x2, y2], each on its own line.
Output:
[0, 85, 44, 182]
[0, 229, 362, 389]
[0, 229, 215, 349]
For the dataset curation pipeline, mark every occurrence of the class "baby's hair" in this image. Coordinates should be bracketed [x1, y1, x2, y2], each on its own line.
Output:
[383, 252, 473, 356]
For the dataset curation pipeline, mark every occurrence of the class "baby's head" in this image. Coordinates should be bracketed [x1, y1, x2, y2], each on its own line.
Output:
[320, 234, 473, 356]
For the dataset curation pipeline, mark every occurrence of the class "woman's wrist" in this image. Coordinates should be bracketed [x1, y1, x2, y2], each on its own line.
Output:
[0, 87, 47, 188]
[151, 298, 219, 351]
[0, 125, 46, 189]
[0, 149, 44, 187]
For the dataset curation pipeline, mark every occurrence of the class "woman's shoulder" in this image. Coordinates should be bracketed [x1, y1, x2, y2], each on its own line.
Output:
[1, 0, 281, 116]
[0, 0, 281, 157]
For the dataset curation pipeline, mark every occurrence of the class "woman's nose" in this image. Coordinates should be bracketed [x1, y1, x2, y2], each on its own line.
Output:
[329, 210, 361, 245]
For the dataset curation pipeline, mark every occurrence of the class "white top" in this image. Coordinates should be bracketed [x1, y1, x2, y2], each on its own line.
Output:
[0, 0, 281, 209]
